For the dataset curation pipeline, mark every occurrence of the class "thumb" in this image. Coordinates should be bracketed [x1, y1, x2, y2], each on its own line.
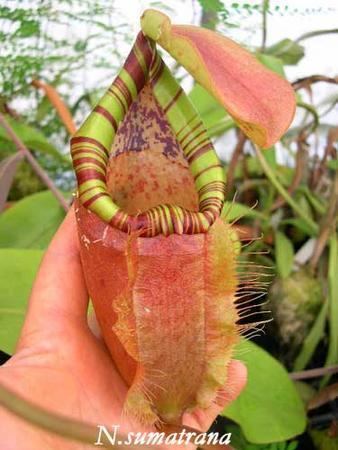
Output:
[17, 207, 89, 349]
[183, 359, 247, 432]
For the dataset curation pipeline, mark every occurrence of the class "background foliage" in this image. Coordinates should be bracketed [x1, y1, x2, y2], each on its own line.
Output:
[0, 1, 337, 449]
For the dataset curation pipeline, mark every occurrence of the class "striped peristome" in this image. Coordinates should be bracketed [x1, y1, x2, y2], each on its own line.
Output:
[71, 32, 225, 236]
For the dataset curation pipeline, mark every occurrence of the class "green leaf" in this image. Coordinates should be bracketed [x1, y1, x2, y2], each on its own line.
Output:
[189, 84, 224, 118]
[287, 442, 299, 450]
[282, 218, 317, 237]
[0, 115, 69, 164]
[310, 428, 338, 450]
[275, 231, 294, 278]
[222, 340, 306, 443]
[265, 39, 305, 65]
[298, 186, 326, 215]
[327, 159, 338, 170]
[225, 423, 299, 450]
[256, 53, 286, 78]
[15, 20, 40, 37]
[0, 191, 65, 249]
[293, 300, 328, 371]
[197, 0, 224, 13]
[74, 40, 87, 51]
[189, 84, 235, 137]
[297, 101, 319, 131]
[36, 95, 52, 122]
[222, 201, 268, 222]
[0, 249, 43, 353]
[321, 234, 338, 386]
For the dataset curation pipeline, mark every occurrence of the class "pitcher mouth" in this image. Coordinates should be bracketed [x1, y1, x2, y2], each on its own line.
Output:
[71, 32, 225, 237]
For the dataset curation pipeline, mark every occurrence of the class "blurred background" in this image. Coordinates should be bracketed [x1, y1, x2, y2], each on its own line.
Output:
[0, 1, 337, 449]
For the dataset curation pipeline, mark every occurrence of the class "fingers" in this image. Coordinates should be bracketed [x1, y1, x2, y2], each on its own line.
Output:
[87, 310, 103, 340]
[18, 207, 89, 346]
[183, 360, 247, 432]
[214, 359, 248, 408]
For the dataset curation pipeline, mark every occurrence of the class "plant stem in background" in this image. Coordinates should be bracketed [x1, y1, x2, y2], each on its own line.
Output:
[296, 101, 319, 133]
[0, 151, 24, 211]
[292, 74, 338, 91]
[254, 145, 319, 235]
[261, 0, 269, 51]
[226, 131, 246, 195]
[0, 113, 69, 212]
[310, 172, 338, 270]
[295, 28, 338, 43]
[272, 130, 307, 211]
[311, 126, 338, 189]
[290, 364, 338, 380]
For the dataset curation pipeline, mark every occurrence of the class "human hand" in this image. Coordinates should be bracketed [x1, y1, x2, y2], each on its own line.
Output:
[0, 208, 247, 450]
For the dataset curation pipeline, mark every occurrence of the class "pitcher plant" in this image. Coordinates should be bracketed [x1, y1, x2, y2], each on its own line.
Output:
[71, 9, 295, 426]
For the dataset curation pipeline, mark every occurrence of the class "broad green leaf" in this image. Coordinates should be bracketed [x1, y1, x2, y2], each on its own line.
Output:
[225, 423, 299, 450]
[265, 39, 304, 65]
[222, 340, 306, 443]
[189, 84, 235, 137]
[189, 84, 226, 118]
[206, 118, 234, 137]
[275, 231, 294, 278]
[0, 115, 69, 164]
[256, 53, 286, 77]
[0, 191, 65, 249]
[0, 249, 43, 353]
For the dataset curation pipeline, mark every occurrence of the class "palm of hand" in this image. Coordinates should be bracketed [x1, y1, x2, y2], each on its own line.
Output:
[0, 210, 246, 450]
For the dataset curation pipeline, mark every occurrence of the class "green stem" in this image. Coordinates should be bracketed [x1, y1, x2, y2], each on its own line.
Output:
[261, 0, 269, 51]
[254, 145, 318, 235]
[297, 100, 319, 132]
